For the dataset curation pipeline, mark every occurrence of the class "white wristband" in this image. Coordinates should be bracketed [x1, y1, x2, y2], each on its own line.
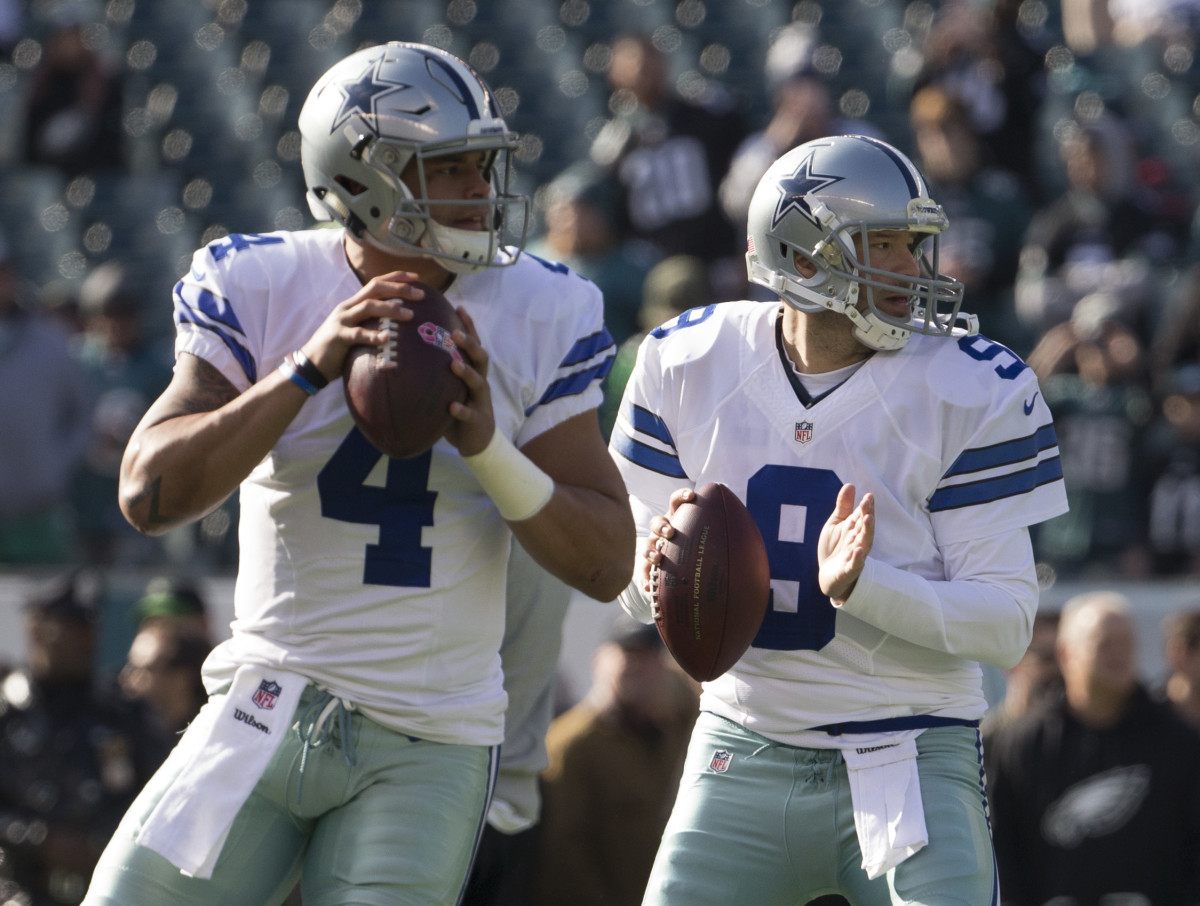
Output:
[462, 431, 555, 522]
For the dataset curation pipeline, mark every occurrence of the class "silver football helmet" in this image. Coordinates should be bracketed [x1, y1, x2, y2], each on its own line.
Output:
[746, 134, 976, 350]
[299, 42, 529, 273]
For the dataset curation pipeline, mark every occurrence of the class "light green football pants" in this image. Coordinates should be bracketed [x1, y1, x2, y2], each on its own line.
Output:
[83, 683, 496, 906]
[642, 711, 998, 906]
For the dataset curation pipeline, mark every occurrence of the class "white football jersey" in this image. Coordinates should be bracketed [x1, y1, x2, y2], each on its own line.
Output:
[610, 301, 1068, 744]
[172, 228, 611, 746]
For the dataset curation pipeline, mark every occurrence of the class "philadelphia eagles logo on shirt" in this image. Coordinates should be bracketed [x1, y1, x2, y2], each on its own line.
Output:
[1041, 764, 1150, 847]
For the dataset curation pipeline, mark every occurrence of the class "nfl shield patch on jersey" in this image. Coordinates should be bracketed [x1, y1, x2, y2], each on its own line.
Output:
[795, 421, 813, 444]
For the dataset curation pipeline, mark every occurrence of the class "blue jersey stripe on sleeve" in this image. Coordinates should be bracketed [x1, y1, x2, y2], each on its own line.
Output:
[523, 355, 614, 416]
[944, 424, 1059, 477]
[929, 456, 1064, 512]
[611, 430, 687, 478]
[560, 328, 615, 366]
[173, 280, 257, 384]
[174, 282, 248, 336]
[622, 400, 675, 447]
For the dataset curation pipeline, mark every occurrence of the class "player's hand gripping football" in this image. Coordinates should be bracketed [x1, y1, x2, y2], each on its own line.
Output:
[441, 306, 496, 458]
[818, 483, 875, 605]
[638, 486, 697, 592]
[299, 270, 425, 379]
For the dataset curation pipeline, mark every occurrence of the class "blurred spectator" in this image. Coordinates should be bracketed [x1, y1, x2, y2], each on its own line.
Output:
[117, 620, 211, 742]
[1026, 292, 1155, 577]
[718, 23, 881, 232]
[70, 261, 173, 565]
[1061, 0, 1119, 56]
[20, 9, 124, 176]
[982, 610, 1062, 740]
[0, 0, 20, 53]
[0, 570, 166, 906]
[1140, 365, 1200, 575]
[462, 542, 572, 906]
[38, 280, 84, 339]
[132, 575, 213, 642]
[985, 590, 1200, 906]
[1158, 608, 1200, 730]
[1148, 261, 1200, 397]
[536, 617, 698, 906]
[589, 33, 748, 299]
[598, 254, 713, 441]
[909, 0, 1050, 202]
[526, 163, 659, 349]
[0, 237, 93, 563]
[1013, 113, 1174, 338]
[908, 83, 1035, 353]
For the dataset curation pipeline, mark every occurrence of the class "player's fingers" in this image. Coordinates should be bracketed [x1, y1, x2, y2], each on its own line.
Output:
[370, 270, 423, 292]
[666, 486, 695, 515]
[453, 308, 488, 369]
[834, 482, 857, 519]
[449, 353, 488, 399]
[451, 333, 488, 378]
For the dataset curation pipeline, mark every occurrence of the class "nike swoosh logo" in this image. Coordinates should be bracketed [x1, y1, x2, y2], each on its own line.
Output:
[1023, 392, 1040, 415]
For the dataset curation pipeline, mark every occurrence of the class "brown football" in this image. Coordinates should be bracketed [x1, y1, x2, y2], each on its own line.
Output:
[651, 482, 771, 682]
[342, 282, 468, 459]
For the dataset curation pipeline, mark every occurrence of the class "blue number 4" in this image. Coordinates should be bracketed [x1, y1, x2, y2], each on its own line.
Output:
[316, 428, 436, 587]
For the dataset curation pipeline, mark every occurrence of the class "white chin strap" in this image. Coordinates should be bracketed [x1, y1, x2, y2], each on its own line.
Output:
[777, 272, 913, 352]
[419, 222, 497, 274]
[842, 284, 912, 351]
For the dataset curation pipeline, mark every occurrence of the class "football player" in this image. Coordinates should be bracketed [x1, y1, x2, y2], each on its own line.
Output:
[610, 134, 1068, 905]
[83, 43, 633, 906]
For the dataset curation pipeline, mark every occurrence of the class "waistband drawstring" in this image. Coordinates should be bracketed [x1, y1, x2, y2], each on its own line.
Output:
[294, 690, 357, 806]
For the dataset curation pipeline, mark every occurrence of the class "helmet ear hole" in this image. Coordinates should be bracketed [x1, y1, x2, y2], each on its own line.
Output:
[334, 175, 368, 196]
[791, 250, 819, 279]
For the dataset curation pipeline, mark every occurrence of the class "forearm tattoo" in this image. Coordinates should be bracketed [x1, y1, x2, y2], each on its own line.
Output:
[124, 475, 170, 529]
[124, 355, 240, 529]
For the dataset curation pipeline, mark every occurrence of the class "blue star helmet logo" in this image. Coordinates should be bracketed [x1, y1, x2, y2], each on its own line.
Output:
[329, 55, 418, 136]
[772, 152, 844, 228]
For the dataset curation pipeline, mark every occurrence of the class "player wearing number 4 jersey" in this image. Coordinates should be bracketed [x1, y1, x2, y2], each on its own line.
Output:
[84, 43, 633, 906]
[611, 135, 1068, 905]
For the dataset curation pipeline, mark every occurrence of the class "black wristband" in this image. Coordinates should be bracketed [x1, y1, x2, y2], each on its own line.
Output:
[290, 348, 329, 391]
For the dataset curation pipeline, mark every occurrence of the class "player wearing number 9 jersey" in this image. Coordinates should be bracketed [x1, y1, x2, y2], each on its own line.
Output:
[610, 135, 1068, 905]
[85, 43, 633, 906]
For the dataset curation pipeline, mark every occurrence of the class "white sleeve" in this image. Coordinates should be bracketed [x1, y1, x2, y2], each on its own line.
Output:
[836, 526, 1039, 670]
[618, 574, 655, 624]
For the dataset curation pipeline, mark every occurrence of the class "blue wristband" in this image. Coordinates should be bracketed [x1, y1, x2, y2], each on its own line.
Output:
[291, 348, 330, 390]
[279, 355, 320, 396]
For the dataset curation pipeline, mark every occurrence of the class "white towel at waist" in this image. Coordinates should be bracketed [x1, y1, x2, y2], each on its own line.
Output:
[136, 665, 307, 878]
[841, 732, 927, 881]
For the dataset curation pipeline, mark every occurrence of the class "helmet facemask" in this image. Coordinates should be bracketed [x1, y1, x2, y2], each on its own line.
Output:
[352, 133, 530, 274]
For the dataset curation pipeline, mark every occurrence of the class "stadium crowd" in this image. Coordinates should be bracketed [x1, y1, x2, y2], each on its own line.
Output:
[0, 0, 1198, 581]
[0, 0, 1199, 903]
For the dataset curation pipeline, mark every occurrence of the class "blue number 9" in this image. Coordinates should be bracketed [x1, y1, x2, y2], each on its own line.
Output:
[745, 465, 842, 652]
